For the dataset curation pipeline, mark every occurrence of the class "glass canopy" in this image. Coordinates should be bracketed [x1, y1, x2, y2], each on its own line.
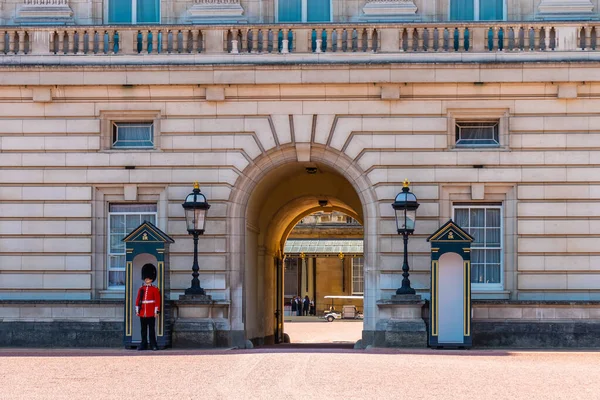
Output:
[284, 239, 363, 256]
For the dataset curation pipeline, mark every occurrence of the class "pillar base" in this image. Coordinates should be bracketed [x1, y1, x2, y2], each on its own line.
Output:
[374, 294, 427, 348]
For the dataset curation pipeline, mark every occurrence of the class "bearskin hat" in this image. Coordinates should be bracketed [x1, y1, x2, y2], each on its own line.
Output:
[141, 263, 157, 282]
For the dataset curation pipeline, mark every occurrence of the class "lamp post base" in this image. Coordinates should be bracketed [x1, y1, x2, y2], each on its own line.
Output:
[184, 287, 206, 296]
[396, 287, 416, 295]
[179, 292, 212, 302]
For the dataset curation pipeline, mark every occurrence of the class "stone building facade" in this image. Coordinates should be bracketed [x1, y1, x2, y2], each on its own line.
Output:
[1, 0, 600, 348]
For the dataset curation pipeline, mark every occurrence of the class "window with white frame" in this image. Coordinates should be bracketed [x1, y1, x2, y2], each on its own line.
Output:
[107, 204, 157, 288]
[455, 120, 499, 147]
[352, 256, 364, 295]
[112, 122, 154, 149]
[453, 204, 502, 289]
[450, 0, 504, 21]
[108, 0, 160, 24]
[277, 0, 331, 22]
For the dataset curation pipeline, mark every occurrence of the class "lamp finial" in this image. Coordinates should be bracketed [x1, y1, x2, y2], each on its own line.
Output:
[193, 181, 200, 190]
[403, 178, 410, 188]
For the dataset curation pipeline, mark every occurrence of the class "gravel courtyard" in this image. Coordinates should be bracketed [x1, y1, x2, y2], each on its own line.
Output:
[1, 347, 599, 400]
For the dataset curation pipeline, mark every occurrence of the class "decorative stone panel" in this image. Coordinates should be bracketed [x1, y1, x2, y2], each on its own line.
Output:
[360, 0, 418, 22]
[536, 0, 595, 20]
[188, 0, 246, 24]
[16, 0, 74, 25]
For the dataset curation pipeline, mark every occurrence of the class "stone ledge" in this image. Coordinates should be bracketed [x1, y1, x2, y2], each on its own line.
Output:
[473, 321, 600, 348]
[0, 321, 122, 347]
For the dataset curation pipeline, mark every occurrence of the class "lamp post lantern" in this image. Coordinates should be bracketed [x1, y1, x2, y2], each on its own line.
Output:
[392, 179, 420, 295]
[182, 182, 210, 296]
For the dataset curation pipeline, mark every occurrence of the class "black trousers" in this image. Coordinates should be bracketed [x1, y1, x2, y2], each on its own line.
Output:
[140, 317, 157, 348]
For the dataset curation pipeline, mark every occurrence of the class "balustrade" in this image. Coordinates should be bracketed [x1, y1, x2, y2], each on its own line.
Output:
[2, 23, 600, 57]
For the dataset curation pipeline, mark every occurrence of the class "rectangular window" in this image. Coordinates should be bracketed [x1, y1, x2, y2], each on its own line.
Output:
[107, 204, 157, 288]
[450, 0, 503, 21]
[453, 205, 502, 289]
[352, 257, 364, 295]
[112, 122, 154, 148]
[277, 0, 331, 22]
[108, 0, 160, 24]
[455, 121, 499, 147]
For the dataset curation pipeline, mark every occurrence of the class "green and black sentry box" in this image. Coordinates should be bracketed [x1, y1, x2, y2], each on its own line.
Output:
[427, 220, 474, 348]
[122, 221, 174, 349]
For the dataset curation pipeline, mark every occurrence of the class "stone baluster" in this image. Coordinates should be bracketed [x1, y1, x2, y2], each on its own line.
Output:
[88, 29, 95, 54]
[406, 28, 414, 52]
[240, 28, 248, 53]
[417, 27, 425, 51]
[338, 28, 345, 52]
[230, 29, 239, 54]
[162, 29, 169, 54]
[326, 28, 334, 52]
[544, 26, 550, 51]
[150, 29, 159, 53]
[76, 30, 84, 54]
[107, 30, 115, 54]
[439, 27, 446, 51]
[57, 30, 65, 54]
[457, 27, 465, 51]
[8, 31, 16, 54]
[502, 26, 509, 51]
[98, 30, 105, 54]
[584, 26, 592, 50]
[365, 27, 373, 52]
[491, 26, 498, 51]
[17, 30, 26, 54]
[191, 29, 199, 54]
[182, 30, 190, 53]
[281, 28, 289, 54]
[139, 30, 147, 54]
[315, 28, 322, 54]
[356, 28, 363, 52]
[67, 30, 75, 54]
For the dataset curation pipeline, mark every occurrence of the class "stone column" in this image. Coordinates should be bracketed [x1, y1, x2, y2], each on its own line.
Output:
[187, 0, 247, 24]
[16, 0, 74, 25]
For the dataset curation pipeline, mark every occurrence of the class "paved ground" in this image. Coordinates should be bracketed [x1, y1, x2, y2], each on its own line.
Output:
[285, 320, 362, 343]
[1, 347, 599, 400]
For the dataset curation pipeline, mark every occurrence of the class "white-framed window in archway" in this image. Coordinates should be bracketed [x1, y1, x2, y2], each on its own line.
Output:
[106, 0, 160, 24]
[449, 0, 506, 21]
[352, 256, 364, 295]
[453, 204, 503, 290]
[276, 0, 333, 22]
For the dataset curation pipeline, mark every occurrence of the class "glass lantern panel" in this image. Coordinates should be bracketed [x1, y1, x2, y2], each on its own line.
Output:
[395, 209, 403, 231]
[405, 210, 416, 231]
[193, 208, 206, 231]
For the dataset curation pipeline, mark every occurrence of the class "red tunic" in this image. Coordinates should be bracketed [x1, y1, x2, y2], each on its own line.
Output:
[135, 284, 161, 318]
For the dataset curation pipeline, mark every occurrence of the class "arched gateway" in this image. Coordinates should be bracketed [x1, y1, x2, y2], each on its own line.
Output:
[228, 145, 379, 346]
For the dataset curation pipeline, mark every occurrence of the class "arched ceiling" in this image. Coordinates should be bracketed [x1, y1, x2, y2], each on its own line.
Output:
[246, 161, 363, 255]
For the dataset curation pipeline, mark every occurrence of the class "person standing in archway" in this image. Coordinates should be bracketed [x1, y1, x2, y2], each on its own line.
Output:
[303, 296, 310, 316]
[291, 296, 297, 315]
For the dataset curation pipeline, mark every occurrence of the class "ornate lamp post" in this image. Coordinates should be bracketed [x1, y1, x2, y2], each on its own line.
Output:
[392, 179, 420, 295]
[182, 182, 210, 296]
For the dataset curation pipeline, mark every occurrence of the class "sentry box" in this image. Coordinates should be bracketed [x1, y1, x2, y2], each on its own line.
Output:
[427, 220, 474, 348]
[122, 221, 174, 349]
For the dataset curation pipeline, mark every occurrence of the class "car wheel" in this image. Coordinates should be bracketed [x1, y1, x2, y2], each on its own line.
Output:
[327, 315, 334, 322]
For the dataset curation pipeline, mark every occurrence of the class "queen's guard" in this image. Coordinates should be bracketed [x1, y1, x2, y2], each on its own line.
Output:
[135, 263, 161, 351]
